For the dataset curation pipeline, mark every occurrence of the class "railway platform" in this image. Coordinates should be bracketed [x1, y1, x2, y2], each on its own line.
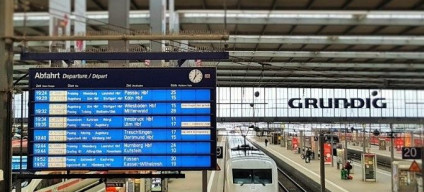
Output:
[347, 143, 422, 166]
[348, 143, 402, 159]
[250, 136, 391, 192]
[168, 137, 226, 192]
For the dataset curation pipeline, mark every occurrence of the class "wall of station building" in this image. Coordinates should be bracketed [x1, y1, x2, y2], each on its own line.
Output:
[217, 87, 424, 118]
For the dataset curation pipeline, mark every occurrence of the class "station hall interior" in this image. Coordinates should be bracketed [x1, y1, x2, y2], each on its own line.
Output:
[1, 0, 424, 192]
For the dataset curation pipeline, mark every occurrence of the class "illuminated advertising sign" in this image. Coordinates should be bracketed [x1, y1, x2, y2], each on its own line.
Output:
[288, 91, 387, 109]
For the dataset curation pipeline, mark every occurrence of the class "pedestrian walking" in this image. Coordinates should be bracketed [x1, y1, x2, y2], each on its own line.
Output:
[305, 148, 312, 163]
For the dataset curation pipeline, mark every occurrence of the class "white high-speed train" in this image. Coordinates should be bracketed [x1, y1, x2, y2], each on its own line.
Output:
[225, 136, 278, 192]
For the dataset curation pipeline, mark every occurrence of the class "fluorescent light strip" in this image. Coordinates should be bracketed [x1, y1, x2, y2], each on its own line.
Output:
[13, 10, 424, 21]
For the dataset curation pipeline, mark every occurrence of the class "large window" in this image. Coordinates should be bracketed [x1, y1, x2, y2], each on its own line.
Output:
[233, 169, 273, 185]
[216, 87, 424, 118]
[11, 88, 424, 119]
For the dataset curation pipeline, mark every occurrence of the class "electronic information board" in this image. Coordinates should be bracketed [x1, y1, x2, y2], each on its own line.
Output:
[12, 156, 27, 171]
[29, 68, 216, 170]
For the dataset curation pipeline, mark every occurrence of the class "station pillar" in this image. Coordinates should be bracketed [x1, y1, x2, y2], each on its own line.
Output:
[300, 130, 304, 152]
[0, 0, 14, 191]
[108, 0, 130, 66]
[149, 0, 166, 67]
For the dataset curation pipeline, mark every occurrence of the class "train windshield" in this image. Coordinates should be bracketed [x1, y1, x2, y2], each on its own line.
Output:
[233, 169, 272, 185]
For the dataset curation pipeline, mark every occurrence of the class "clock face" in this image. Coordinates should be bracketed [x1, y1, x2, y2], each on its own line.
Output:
[188, 69, 203, 83]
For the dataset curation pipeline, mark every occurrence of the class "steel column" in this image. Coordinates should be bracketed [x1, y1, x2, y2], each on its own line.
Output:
[0, 0, 14, 191]
[390, 124, 394, 192]
[108, 0, 130, 65]
[319, 133, 325, 192]
[149, 0, 166, 66]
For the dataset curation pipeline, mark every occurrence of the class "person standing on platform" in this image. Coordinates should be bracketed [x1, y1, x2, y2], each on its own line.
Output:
[265, 138, 268, 147]
[305, 148, 312, 163]
[345, 161, 353, 177]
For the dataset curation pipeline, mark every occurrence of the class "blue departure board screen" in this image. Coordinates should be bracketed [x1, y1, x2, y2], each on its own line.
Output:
[12, 156, 27, 171]
[28, 68, 216, 171]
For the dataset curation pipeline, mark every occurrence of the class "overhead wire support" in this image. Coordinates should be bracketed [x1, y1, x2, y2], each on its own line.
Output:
[20, 51, 229, 61]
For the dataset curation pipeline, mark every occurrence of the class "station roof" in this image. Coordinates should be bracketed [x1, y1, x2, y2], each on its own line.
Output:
[11, 0, 424, 90]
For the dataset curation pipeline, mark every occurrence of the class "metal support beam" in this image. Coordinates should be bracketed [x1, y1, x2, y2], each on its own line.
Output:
[341, 0, 353, 9]
[93, 0, 106, 10]
[217, 117, 424, 124]
[320, 44, 331, 51]
[217, 70, 424, 78]
[130, 0, 140, 9]
[216, 76, 424, 83]
[319, 133, 325, 192]
[13, 10, 424, 27]
[230, 51, 424, 60]
[206, 62, 424, 70]
[20, 52, 229, 61]
[287, 25, 296, 35]
[10, 34, 229, 41]
[13, 35, 420, 48]
[216, 81, 424, 89]
[108, 0, 130, 65]
[219, 35, 424, 45]
[0, 0, 13, 191]
[14, 61, 424, 71]
[315, 25, 326, 35]
[399, 26, 416, 35]
[13, 75, 424, 86]
[306, 0, 314, 9]
[150, 0, 166, 66]
[181, 10, 424, 26]
[371, 26, 386, 35]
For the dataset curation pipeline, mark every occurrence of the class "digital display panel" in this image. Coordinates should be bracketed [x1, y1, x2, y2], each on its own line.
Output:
[29, 68, 216, 170]
[12, 156, 27, 171]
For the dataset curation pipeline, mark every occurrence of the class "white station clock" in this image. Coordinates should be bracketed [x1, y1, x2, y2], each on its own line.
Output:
[188, 69, 203, 83]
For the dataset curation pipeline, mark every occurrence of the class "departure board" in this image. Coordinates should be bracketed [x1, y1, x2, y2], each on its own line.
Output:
[12, 156, 27, 171]
[28, 68, 216, 171]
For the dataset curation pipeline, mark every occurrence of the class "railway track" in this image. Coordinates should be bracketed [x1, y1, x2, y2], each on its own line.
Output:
[248, 139, 325, 192]
[278, 167, 308, 192]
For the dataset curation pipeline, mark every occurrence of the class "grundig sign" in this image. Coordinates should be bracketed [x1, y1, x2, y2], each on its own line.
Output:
[288, 91, 387, 109]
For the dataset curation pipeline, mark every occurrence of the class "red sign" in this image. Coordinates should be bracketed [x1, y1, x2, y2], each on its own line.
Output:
[324, 143, 332, 164]
[292, 137, 299, 151]
[409, 160, 421, 173]
[395, 138, 403, 151]
[106, 187, 118, 192]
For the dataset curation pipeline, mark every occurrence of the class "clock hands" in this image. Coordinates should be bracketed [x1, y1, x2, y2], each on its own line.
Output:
[189, 69, 202, 83]
[193, 70, 198, 80]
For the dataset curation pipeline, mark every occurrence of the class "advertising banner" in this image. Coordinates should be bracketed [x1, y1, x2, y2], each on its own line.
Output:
[292, 137, 299, 152]
[324, 143, 332, 165]
[395, 138, 403, 151]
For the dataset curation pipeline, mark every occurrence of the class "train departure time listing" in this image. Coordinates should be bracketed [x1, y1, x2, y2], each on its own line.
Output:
[28, 68, 217, 170]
